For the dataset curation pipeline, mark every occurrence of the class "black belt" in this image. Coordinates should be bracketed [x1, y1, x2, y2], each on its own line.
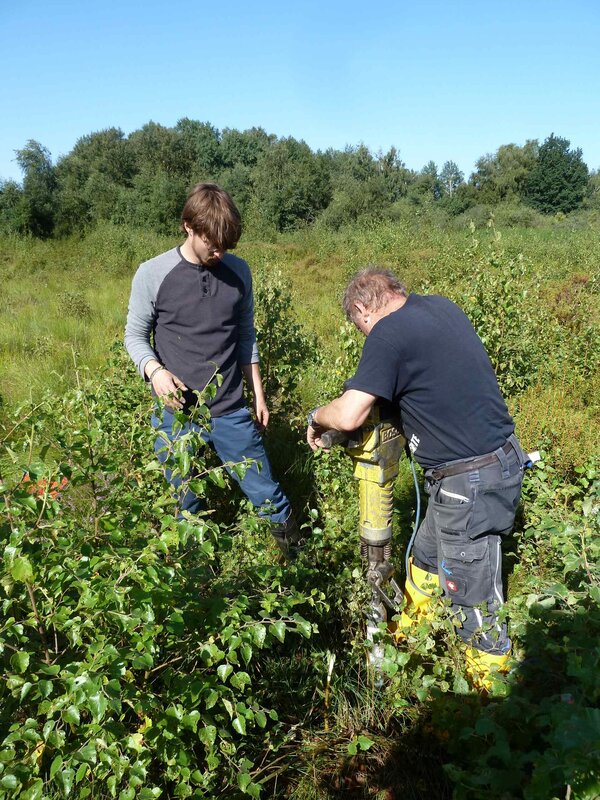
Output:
[430, 440, 514, 481]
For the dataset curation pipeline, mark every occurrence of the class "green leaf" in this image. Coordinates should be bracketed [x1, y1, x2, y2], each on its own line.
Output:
[232, 716, 247, 736]
[269, 621, 286, 642]
[0, 775, 18, 790]
[86, 692, 108, 721]
[240, 643, 252, 664]
[138, 789, 162, 800]
[217, 663, 233, 683]
[11, 556, 33, 583]
[56, 769, 74, 796]
[15, 494, 38, 513]
[198, 725, 217, 748]
[76, 741, 97, 765]
[292, 614, 312, 639]
[357, 735, 375, 751]
[238, 773, 251, 792]
[62, 705, 81, 726]
[252, 624, 266, 647]
[50, 755, 63, 779]
[255, 711, 267, 729]
[21, 778, 43, 800]
[347, 739, 358, 755]
[10, 651, 30, 673]
[230, 672, 251, 690]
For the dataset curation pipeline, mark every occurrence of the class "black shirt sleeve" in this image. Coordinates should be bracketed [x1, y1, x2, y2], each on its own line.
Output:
[345, 334, 403, 402]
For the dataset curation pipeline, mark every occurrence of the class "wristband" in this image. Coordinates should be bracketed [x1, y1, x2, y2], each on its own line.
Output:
[307, 407, 321, 428]
[148, 365, 165, 382]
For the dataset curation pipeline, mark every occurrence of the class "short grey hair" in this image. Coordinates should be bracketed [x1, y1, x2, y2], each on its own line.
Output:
[343, 266, 408, 321]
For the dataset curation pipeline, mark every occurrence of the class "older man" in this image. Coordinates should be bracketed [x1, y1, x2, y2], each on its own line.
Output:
[307, 266, 526, 686]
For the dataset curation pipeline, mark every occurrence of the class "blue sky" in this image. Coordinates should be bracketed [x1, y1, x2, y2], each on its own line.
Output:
[1, 0, 599, 182]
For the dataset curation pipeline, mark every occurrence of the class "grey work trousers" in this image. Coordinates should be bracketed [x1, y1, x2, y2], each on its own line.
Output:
[412, 434, 526, 654]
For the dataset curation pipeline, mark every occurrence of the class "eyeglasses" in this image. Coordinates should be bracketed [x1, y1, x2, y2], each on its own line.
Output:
[201, 235, 226, 256]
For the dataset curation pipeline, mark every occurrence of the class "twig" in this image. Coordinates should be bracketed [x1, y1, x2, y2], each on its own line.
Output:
[26, 583, 51, 665]
[147, 655, 184, 675]
[0, 401, 46, 445]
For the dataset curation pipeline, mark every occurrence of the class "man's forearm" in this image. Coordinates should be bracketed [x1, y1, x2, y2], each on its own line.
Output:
[241, 362, 266, 401]
[311, 390, 376, 432]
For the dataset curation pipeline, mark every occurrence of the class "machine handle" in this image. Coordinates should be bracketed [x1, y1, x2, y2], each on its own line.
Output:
[320, 429, 354, 448]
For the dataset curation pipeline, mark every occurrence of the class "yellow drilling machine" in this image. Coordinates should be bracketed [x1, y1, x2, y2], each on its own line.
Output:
[321, 403, 415, 668]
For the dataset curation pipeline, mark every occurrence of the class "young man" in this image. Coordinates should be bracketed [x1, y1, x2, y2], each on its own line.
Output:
[125, 183, 298, 553]
[306, 267, 527, 687]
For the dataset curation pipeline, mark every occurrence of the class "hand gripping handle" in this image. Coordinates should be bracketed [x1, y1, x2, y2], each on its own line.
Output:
[320, 429, 353, 449]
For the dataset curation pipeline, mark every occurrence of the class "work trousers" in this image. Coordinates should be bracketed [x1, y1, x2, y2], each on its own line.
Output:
[412, 434, 526, 654]
[151, 406, 291, 524]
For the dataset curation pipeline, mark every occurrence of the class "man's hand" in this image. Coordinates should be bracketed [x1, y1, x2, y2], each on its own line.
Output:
[306, 423, 329, 452]
[253, 395, 270, 433]
[305, 390, 377, 452]
[151, 369, 188, 410]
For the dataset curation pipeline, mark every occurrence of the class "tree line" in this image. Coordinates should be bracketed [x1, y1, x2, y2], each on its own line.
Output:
[0, 119, 597, 238]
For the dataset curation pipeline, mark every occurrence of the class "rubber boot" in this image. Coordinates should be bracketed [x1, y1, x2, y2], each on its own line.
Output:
[464, 646, 510, 692]
[395, 558, 439, 640]
[270, 514, 305, 561]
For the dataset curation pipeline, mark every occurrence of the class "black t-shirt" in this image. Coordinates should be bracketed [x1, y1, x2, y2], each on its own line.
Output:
[345, 294, 514, 469]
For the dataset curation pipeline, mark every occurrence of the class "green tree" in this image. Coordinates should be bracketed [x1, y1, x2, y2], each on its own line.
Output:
[524, 134, 588, 214]
[15, 140, 56, 237]
[128, 121, 182, 176]
[54, 128, 134, 235]
[0, 179, 25, 234]
[120, 168, 188, 234]
[585, 168, 600, 210]
[439, 160, 464, 195]
[376, 146, 413, 202]
[470, 141, 538, 204]
[219, 128, 275, 217]
[251, 138, 331, 231]
[175, 118, 222, 178]
[220, 127, 273, 169]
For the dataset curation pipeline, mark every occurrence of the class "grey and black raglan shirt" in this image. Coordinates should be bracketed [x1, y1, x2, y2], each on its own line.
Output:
[125, 247, 259, 416]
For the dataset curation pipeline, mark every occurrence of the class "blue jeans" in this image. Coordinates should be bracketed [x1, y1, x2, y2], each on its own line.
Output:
[151, 406, 290, 524]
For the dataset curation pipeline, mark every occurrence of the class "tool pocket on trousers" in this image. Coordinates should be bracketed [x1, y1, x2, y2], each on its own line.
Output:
[430, 491, 474, 536]
[439, 535, 490, 605]
[469, 472, 523, 538]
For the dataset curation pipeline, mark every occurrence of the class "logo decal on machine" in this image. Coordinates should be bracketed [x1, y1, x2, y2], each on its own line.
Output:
[409, 434, 420, 454]
[447, 580, 458, 593]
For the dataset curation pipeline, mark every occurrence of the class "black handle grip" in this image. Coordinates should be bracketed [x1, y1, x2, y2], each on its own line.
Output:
[320, 429, 352, 448]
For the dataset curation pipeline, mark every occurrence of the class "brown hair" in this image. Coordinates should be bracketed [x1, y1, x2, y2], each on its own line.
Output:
[181, 183, 242, 250]
[343, 266, 408, 321]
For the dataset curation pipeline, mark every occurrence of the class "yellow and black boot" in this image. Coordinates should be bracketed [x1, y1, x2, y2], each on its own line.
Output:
[464, 646, 510, 692]
[395, 558, 439, 639]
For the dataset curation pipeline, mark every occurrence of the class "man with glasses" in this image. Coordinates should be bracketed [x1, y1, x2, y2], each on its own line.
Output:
[125, 183, 299, 555]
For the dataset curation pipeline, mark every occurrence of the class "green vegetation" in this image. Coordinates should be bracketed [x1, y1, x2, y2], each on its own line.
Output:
[0, 213, 599, 798]
[1, 121, 599, 240]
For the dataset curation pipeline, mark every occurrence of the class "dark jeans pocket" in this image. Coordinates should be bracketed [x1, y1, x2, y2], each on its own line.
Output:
[439, 535, 490, 605]
[469, 472, 523, 538]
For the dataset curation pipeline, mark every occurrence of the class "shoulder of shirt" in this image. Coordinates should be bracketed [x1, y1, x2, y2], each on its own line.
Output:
[221, 253, 252, 289]
[136, 247, 181, 275]
[221, 252, 251, 273]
